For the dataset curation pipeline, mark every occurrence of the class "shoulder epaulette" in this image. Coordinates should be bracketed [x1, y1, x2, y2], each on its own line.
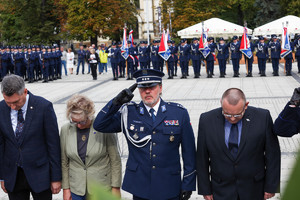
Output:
[167, 102, 186, 110]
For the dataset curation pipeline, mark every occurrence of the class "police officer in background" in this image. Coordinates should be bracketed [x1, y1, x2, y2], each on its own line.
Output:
[268, 35, 281, 76]
[294, 35, 300, 73]
[151, 40, 160, 70]
[284, 41, 294, 76]
[190, 38, 202, 78]
[178, 39, 190, 79]
[26, 46, 36, 83]
[93, 68, 196, 200]
[139, 41, 150, 69]
[158, 40, 164, 72]
[132, 42, 139, 72]
[41, 46, 50, 83]
[205, 37, 216, 78]
[118, 41, 126, 78]
[1, 47, 11, 78]
[216, 37, 229, 78]
[107, 42, 120, 80]
[173, 41, 179, 76]
[255, 36, 269, 77]
[166, 40, 176, 79]
[127, 41, 135, 80]
[244, 36, 255, 77]
[36, 45, 42, 81]
[76, 44, 86, 75]
[230, 36, 241, 77]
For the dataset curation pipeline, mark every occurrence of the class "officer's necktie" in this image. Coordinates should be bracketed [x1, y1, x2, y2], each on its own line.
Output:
[228, 123, 239, 159]
[150, 108, 156, 123]
[15, 109, 25, 140]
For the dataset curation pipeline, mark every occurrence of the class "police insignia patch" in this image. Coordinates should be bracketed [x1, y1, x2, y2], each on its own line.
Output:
[140, 107, 144, 115]
[164, 120, 179, 126]
[161, 105, 166, 112]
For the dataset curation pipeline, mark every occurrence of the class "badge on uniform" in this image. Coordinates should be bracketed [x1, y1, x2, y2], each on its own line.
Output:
[140, 107, 144, 115]
[130, 124, 135, 130]
[169, 135, 175, 142]
[161, 105, 166, 112]
[133, 133, 139, 140]
[164, 120, 179, 126]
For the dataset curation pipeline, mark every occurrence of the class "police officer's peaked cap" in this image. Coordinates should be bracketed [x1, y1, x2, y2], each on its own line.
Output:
[117, 41, 122, 45]
[127, 41, 132, 44]
[219, 37, 224, 41]
[171, 40, 175, 44]
[167, 40, 172, 43]
[112, 42, 117, 46]
[180, 39, 185, 43]
[193, 37, 198, 41]
[133, 42, 137, 45]
[232, 36, 238, 40]
[248, 36, 252, 40]
[133, 69, 165, 88]
[272, 35, 277, 39]
[259, 36, 264, 40]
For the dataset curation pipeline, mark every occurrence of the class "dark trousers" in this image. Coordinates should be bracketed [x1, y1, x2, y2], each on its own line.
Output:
[167, 61, 174, 77]
[231, 58, 240, 72]
[174, 60, 178, 75]
[296, 56, 300, 71]
[8, 168, 52, 200]
[258, 58, 266, 72]
[218, 59, 226, 73]
[15, 63, 23, 77]
[111, 63, 118, 78]
[127, 62, 134, 76]
[285, 58, 292, 71]
[140, 62, 147, 69]
[192, 59, 200, 75]
[271, 58, 279, 72]
[90, 63, 97, 79]
[77, 59, 85, 74]
[152, 61, 159, 70]
[246, 58, 253, 73]
[207, 60, 214, 73]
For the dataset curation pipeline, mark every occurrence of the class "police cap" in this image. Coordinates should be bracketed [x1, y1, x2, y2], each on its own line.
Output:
[232, 36, 238, 40]
[219, 37, 224, 41]
[259, 36, 264, 41]
[133, 69, 165, 88]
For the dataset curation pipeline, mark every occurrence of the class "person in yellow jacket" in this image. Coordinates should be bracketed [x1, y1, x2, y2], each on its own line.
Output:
[98, 45, 108, 74]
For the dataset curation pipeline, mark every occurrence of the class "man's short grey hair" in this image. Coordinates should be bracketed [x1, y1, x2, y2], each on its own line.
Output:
[1, 75, 25, 96]
[221, 88, 246, 105]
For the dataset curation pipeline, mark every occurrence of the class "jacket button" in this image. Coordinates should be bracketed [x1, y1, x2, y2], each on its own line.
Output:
[153, 131, 156, 134]
[153, 143, 156, 146]
[153, 154, 156, 158]
[152, 166, 156, 169]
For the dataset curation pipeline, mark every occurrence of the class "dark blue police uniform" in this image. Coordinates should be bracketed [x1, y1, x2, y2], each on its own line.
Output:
[216, 39, 229, 77]
[244, 41, 255, 77]
[151, 42, 160, 70]
[167, 41, 176, 79]
[268, 35, 281, 76]
[173, 42, 179, 76]
[1, 48, 11, 78]
[118, 42, 126, 78]
[205, 38, 216, 78]
[127, 42, 136, 80]
[93, 69, 196, 200]
[255, 38, 269, 76]
[139, 42, 150, 69]
[230, 37, 241, 77]
[107, 44, 120, 80]
[190, 39, 202, 78]
[294, 36, 300, 73]
[178, 41, 190, 79]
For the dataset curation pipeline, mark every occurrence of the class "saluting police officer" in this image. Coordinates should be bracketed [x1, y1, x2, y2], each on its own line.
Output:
[93, 69, 196, 200]
[190, 38, 202, 78]
[216, 37, 229, 78]
[294, 35, 300, 73]
[255, 36, 269, 77]
[268, 35, 281, 76]
[230, 36, 241, 77]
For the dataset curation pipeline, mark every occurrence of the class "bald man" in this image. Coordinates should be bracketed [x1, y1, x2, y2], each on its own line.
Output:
[196, 88, 280, 200]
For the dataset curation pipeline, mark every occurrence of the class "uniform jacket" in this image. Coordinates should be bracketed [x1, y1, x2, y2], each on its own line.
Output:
[268, 41, 281, 58]
[294, 39, 300, 57]
[151, 45, 159, 62]
[60, 120, 122, 196]
[205, 43, 216, 61]
[274, 102, 300, 137]
[93, 99, 196, 200]
[255, 42, 269, 59]
[216, 43, 229, 60]
[230, 42, 241, 59]
[138, 46, 149, 63]
[178, 44, 190, 62]
[106, 48, 120, 64]
[197, 107, 281, 200]
[190, 43, 201, 61]
[0, 92, 62, 193]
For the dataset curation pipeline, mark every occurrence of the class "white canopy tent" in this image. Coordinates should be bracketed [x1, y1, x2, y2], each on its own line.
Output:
[253, 15, 300, 36]
[177, 18, 252, 39]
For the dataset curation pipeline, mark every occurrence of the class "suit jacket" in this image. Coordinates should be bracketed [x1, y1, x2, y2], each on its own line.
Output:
[0, 92, 61, 193]
[196, 106, 280, 200]
[93, 99, 196, 200]
[274, 102, 300, 137]
[60, 120, 122, 196]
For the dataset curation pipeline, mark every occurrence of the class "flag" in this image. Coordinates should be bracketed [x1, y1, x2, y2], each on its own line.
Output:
[240, 27, 253, 59]
[280, 26, 292, 58]
[158, 30, 171, 61]
[129, 30, 134, 47]
[121, 28, 129, 60]
[166, 29, 171, 41]
[199, 27, 210, 58]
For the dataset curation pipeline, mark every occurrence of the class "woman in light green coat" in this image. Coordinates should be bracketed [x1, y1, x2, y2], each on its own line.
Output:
[60, 94, 122, 200]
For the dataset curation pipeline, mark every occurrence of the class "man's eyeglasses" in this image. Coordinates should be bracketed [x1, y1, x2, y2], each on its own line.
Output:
[70, 118, 88, 125]
[222, 107, 245, 118]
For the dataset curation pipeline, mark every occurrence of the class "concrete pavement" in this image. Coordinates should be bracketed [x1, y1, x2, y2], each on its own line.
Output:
[0, 61, 299, 199]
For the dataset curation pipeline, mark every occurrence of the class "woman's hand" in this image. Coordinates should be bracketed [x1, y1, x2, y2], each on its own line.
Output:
[111, 187, 121, 198]
[63, 189, 72, 200]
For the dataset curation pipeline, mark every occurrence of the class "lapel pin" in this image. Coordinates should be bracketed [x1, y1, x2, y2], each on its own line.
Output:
[30, 106, 33, 109]
[246, 118, 250, 122]
[133, 133, 139, 140]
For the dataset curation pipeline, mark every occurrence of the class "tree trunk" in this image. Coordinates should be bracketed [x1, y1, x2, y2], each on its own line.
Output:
[90, 34, 98, 47]
[237, 4, 244, 26]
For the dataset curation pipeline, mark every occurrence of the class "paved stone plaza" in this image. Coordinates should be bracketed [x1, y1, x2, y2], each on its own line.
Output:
[0, 62, 299, 200]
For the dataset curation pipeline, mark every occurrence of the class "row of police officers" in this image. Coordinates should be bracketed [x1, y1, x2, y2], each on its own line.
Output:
[0, 45, 63, 83]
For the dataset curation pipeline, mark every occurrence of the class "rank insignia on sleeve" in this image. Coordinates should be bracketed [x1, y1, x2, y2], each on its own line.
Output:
[164, 120, 179, 126]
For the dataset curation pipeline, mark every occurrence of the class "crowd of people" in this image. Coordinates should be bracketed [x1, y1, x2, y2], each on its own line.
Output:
[0, 71, 298, 200]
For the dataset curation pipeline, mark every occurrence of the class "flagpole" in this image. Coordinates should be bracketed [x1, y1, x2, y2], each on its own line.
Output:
[282, 22, 286, 74]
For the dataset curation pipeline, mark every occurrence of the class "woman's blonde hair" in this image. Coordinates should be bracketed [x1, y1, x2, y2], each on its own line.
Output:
[90, 49, 95, 54]
[66, 94, 95, 121]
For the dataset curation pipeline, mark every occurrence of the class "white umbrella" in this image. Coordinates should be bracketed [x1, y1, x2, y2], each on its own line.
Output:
[253, 15, 300, 36]
[177, 18, 252, 39]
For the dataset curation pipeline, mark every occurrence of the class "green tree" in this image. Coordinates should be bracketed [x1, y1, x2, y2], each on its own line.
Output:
[0, 0, 60, 44]
[253, 0, 281, 26]
[280, 0, 300, 16]
[56, 0, 137, 44]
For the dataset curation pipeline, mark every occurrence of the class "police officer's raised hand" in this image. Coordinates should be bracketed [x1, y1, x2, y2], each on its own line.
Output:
[180, 190, 192, 200]
[290, 87, 300, 107]
[113, 83, 137, 106]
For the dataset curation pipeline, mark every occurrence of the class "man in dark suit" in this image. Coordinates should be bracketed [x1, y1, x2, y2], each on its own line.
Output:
[0, 75, 62, 200]
[274, 87, 300, 137]
[196, 88, 280, 200]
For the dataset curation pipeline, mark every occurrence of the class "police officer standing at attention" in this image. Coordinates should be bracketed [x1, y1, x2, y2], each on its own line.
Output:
[138, 41, 149, 69]
[294, 35, 300, 73]
[76, 44, 86, 75]
[230, 36, 241, 77]
[244, 36, 255, 77]
[268, 35, 281, 76]
[173, 41, 179, 77]
[178, 39, 190, 79]
[167, 40, 175, 79]
[205, 37, 216, 78]
[127, 41, 135, 80]
[255, 36, 269, 77]
[151, 40, 160, 70]
[107, 42, 120, 80]
[93, 69, 196, 200]
[1, 47, 11, 78]
[190, 38, 202, 78]
[118, 41, 126, 78]
[216, 37, 229, 78]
